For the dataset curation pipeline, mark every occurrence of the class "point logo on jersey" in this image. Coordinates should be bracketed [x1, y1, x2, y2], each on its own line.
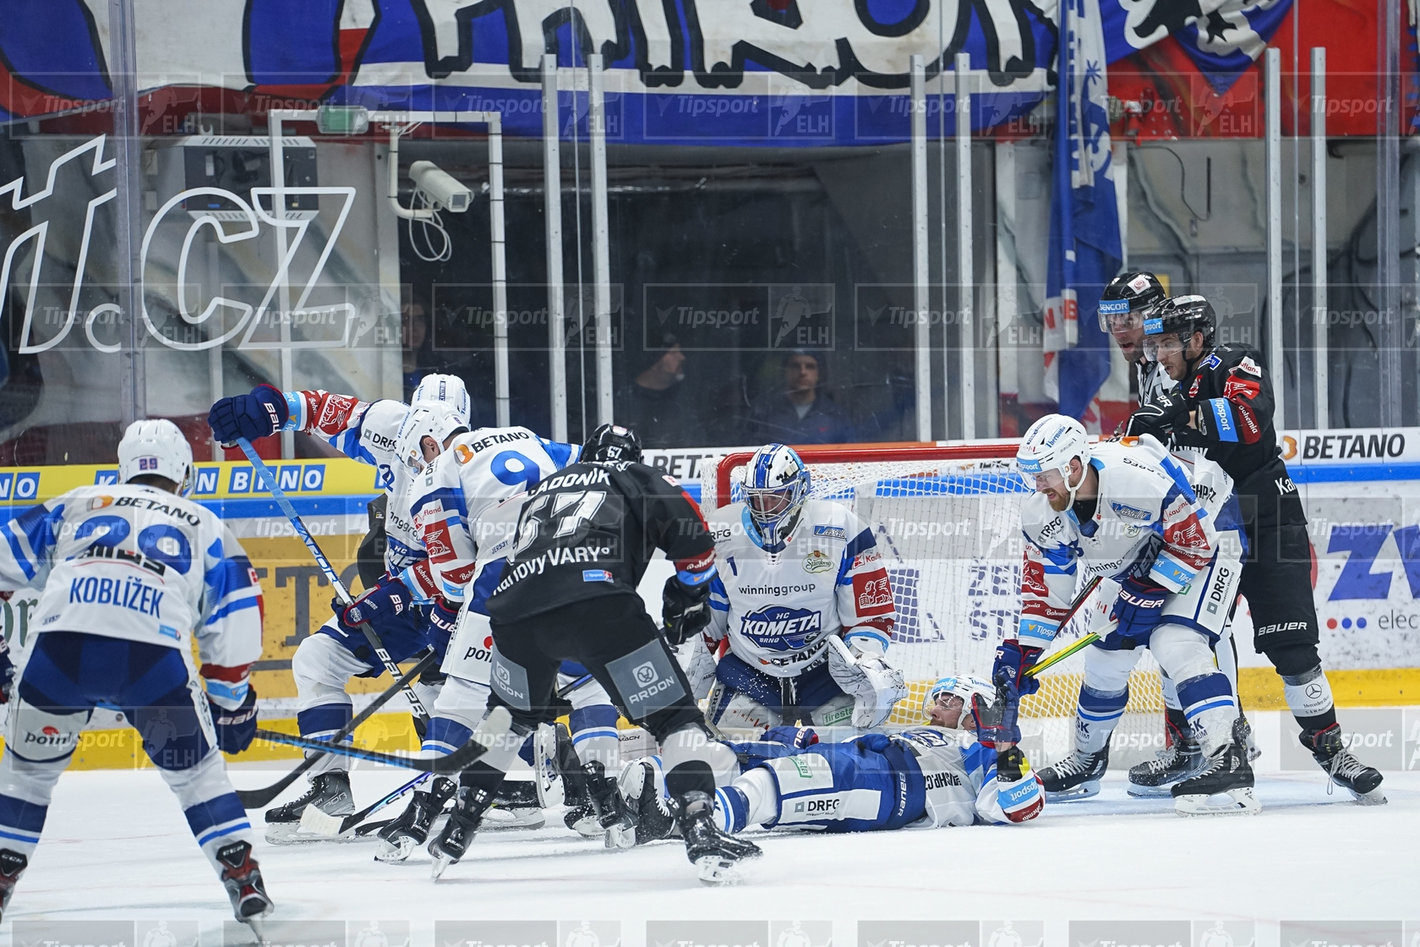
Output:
[739, 605, 823, 652]
[852, 572, 894, 615]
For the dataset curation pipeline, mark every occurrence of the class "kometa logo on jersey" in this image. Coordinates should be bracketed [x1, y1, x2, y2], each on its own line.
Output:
[739, 605, 823, 651]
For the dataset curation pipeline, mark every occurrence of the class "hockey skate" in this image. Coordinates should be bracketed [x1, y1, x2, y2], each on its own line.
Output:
[605, 758, 678, 850]
[1171, 718, 1260, 816]
[0, 848, 27, 921]
[563, 760, 633, 839]
[264, 770, 354, 843]
[428, 785, 495, 880]
[1039, 746, 1109, 800]
[1304, 724, 1386, 805]
[216, 840, 274, 938]
[1127, 739, 1203, 796]
[483, 779, 547, 830]
[676, 791, 761, 884]
[374, 776, 458, 863]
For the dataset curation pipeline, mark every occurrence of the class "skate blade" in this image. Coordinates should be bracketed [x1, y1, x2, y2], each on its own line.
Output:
[264, 820, 360, 845]
[374, 834, 420, 864]
[569, 816, 605, 839]
[1044, 782, 1101, 802]
[430, 852, 456, 880]
[1173, 786, 1261, 817]
[605, 824, 636, 851]
[1348, 786, 1388, 806]
[1125, 782, 1177, 798]
[695, 854, 755, 884]
[240, 915, 267, 944]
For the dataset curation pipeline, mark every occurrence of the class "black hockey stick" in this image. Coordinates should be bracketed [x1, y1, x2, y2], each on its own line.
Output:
[236, 437, 430, 725]
[254, 705, 509, 773]
[235, 650, 439, 807]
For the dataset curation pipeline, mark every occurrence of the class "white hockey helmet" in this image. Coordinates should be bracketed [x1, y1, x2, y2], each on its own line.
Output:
[411, 372, 471, 427]
[743, 443, 811, 552]
[117, 419, 194, 496]
[394, 403, 467, 475]
[923, 674, 995, 729]
[1016, 414, 1090, 501]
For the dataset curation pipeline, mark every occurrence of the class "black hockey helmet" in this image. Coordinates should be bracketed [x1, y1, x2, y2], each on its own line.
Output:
[582, 423, 643, 464]
[1097, 271, 1166, 331]
[1143, 294, 1217, 354]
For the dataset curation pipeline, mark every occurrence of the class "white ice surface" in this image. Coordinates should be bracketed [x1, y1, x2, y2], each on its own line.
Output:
[3, 710, 1418, 946]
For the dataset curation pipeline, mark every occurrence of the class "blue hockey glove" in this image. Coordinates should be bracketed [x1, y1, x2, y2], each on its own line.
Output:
[335, 573, 413, 632]
[970, 670, 1022, 748]
[992, 639, 1043, 697]
[208, 384, 289, 446]
[761, 725, 819, 749]
[209, 687, 258, 754]
[428, 598, 460, 658]
[1109, 575, 1169, 643]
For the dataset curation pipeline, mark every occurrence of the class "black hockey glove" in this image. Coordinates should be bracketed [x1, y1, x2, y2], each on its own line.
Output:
[1126, 390, 1191, 440]
[662, 576, 711, 646]
[970, 669, 1023, 749]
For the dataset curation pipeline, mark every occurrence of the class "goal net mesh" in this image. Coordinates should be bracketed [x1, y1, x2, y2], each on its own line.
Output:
[704, 445, 1168, 765]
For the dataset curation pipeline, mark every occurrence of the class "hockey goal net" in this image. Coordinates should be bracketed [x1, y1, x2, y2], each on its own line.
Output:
[704, 444, 1167, 764]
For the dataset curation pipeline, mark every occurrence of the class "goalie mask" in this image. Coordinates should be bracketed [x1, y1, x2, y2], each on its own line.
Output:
[743, 443, 810, 552]
[1016, 414, 1090, 507]
[118, 419, 194, 496]
[411, 372, 472, 427]
[394, 404, 466, 475]
[924, 674, 994, 730]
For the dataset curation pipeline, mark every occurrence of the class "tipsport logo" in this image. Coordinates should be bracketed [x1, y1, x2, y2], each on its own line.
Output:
[436, 920, 557, 947]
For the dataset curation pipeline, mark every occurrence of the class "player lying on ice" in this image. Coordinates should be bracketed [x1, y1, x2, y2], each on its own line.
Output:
[608, 670, 1044, 845]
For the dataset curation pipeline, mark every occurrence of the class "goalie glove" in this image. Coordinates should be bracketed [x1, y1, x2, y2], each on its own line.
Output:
[662, 575, 711, 646]
[827, 639, 907, 728]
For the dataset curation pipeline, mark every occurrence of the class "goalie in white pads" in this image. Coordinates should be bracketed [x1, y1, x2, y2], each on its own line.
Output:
[614, 671, 1043, 843]
[690, 444, 907, 731]
[0, 420, 271, 932]
[993, 415, 1255, 816]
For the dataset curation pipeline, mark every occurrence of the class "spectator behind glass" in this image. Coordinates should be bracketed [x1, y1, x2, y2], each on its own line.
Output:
[616, 333, 698, 448]
[401, 294, 437, 401]
[751, 350, 854, 445]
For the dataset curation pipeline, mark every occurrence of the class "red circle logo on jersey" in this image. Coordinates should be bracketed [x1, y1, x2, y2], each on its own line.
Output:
[483, 636, 493, 650]
[41, 726, 58, 736]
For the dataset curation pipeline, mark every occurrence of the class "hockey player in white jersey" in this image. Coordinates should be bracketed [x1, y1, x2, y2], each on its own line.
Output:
[208, 375, 477, 836]
[993, 415, 1256, 815]
[614, 670, 1043, 843]
[1099, 272, 1253, 795]
[0, 420, 271, 932]
[689, 444, 907, 731]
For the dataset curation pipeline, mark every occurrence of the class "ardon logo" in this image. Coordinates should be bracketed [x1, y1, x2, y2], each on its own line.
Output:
[633, 661, 658, 686]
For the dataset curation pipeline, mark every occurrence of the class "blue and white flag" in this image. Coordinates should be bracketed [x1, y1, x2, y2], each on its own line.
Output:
[1043, 0, 1123, 426]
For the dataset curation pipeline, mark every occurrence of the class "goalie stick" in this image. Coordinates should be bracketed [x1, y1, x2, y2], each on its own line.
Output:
[235, 650, 439, 807]
[255, 706, 510, 773]
[236, 437, 429, 724]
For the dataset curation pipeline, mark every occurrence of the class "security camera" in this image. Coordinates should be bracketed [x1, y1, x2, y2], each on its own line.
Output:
[409, 160, 472, 213]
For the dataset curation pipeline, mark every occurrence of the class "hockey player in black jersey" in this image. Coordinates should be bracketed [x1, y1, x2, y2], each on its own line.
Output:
[424, 423, 761, 883]
[1128, 295, 1384, 804]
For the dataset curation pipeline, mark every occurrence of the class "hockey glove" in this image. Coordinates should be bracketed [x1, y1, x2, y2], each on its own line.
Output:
[208, 687, 259, 754]
[992, 639, 1043, 697]
[682, 638, 719, 700]
[335, 573, 413, 632]
[761, 725, 819, 749]
[428, 598, 461, 659]
[0, 637, 14, 703]
[970, 670, 1023, 748]
[1109, 575, 1169, 644]
[827, 644, 908, 728]
[662, 576, 711, 646]
[1126, 390, 1190, 441]
[207, 384, 289, 446]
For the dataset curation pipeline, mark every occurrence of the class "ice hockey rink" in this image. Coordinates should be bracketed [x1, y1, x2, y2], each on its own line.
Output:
[1, 709, 1416, 947]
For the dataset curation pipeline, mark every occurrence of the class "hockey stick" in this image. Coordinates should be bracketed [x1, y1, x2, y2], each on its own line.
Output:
[1025, 576, 1108, 678]
[235, 437, 429, 724]
[236, 650, 439, 808]
[254, 705, 509, 773]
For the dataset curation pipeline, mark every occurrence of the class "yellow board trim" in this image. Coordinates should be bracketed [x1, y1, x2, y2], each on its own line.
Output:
[18, 666, 1420, 771]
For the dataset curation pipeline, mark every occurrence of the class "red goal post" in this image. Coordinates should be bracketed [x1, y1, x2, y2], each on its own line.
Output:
[703, 442, 1166, 760]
